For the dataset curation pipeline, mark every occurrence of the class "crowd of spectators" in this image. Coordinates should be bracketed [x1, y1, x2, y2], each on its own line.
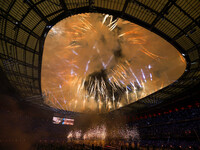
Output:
[129, 102, 200, 149]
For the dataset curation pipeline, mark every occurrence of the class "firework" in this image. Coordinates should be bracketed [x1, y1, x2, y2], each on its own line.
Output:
[67, 130, 82, 140]
[42, 13, 186, 113]
[83, 125, 106, 140]
[66, 124, 140, 145]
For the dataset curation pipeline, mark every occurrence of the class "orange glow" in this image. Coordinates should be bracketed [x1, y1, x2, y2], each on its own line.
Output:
[42, 13, 186, 113]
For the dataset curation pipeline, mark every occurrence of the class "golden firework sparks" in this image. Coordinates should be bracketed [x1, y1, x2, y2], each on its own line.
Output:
[42, 13, 186, 113]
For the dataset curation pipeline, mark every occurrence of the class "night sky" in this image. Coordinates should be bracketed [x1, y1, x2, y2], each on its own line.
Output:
[41, 13, 186, 113]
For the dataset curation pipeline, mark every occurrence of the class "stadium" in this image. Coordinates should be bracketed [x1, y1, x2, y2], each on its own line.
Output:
[0, 0, 200, 149]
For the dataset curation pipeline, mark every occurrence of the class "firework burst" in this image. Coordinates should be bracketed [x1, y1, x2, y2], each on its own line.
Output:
[42, 13, 186, 113]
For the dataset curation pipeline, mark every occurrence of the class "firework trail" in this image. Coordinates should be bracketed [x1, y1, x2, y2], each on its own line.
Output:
[66, 124, 140, 145]
[42, 13, 186, 113]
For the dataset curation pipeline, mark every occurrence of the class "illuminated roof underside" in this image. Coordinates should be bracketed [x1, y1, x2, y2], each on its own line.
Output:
[42, 13, 185, 113]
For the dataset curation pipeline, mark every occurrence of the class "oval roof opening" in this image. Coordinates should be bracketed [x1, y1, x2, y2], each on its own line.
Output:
[42, 13, 186, 113]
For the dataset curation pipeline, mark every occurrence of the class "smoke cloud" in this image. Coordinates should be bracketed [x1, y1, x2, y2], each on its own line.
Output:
[0, 94, 50, 150]
[42, 13, 186, 113]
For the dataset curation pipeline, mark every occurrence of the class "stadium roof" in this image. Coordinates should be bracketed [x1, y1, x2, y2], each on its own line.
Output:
[0, 0, 200, 113]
